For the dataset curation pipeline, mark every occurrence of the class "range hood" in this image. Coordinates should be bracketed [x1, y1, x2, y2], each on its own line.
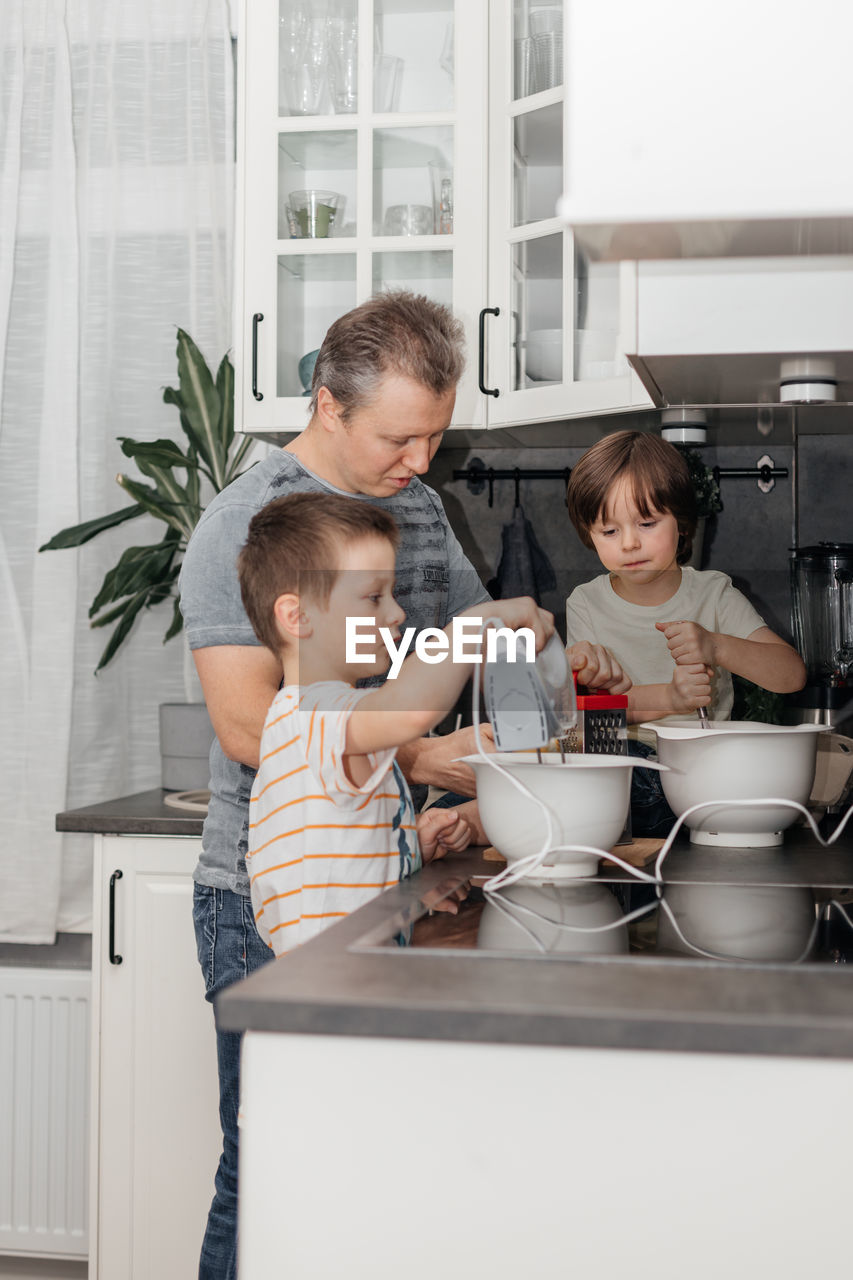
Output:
[626, 257, 853, 409]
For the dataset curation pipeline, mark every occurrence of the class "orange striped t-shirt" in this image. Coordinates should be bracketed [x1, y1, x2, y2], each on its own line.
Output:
[247, 681, 419, 957]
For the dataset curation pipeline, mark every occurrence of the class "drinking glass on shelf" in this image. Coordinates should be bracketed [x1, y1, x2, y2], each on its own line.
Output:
[327, 12, 358, 114]
[529, 5, 563, 36]
[428, 161, 453, 234]
[514, 36, 536, 97]
[279, 3, 309, 114]
[439, 20, 454, 80]
[374, 54, 403, 111]
[532, 31, 563, 91]
[288, 190, 343, 238]
[287, 15, 331, 116]
[382, 204, 434, 236]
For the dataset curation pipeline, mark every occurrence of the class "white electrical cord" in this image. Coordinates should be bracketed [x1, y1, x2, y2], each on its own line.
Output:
[468, 629, 853, 964]
[470, 620, 655, 893]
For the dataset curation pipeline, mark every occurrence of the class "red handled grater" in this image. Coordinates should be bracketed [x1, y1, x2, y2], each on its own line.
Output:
[559, 676, 628, 756]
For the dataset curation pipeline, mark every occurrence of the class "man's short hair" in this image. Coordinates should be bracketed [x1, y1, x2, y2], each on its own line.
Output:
[308, 290, 466, 419]
[566, 430, 698, 565]
[238, 492, 399, 654]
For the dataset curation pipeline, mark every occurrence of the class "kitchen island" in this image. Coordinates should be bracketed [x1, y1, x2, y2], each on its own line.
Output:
[219, 831, 853, 1280]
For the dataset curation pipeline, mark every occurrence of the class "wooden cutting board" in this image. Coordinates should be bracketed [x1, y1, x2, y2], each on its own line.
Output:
[482, 837, 663, 869]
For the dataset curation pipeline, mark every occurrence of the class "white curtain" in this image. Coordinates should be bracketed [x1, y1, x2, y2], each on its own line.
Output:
[0, 0, 237, 941]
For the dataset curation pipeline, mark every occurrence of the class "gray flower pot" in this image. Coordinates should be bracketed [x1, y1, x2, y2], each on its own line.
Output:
[159, 702, 216, 791]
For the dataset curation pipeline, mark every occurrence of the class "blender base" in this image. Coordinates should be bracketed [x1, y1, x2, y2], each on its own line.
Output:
[501, 856, 601, 882]
[689, 829, 784, 848]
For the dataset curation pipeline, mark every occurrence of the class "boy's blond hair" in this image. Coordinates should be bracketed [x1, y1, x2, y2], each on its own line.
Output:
[238, 492, 399, 654]
[567, 430, 698, 565]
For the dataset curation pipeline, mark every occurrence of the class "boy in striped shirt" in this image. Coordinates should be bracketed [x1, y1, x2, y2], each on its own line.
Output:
[237, 491, 553, 956]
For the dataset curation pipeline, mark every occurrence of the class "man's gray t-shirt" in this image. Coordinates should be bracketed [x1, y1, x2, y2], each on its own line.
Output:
[179, 449, 489, 895]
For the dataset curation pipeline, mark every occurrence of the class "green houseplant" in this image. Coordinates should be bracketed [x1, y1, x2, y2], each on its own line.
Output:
[676, 445, 723, 569]
[678, 446, 723, 520]
[40, 328, 254, 671]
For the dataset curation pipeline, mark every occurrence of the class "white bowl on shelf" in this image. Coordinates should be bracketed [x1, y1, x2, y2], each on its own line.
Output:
[574, 328, 624, 380]
[642, 719, 826, 847]
[461, 752, 665, 880]
[523, 329, 562, 382]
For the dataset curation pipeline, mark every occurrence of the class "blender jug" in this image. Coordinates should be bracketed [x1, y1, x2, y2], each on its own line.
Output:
[836, 569, 853, 680]
[790, 543, 853, 685]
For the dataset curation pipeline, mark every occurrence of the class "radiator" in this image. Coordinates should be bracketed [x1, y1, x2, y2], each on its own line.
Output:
[0, 965, 90, 1258]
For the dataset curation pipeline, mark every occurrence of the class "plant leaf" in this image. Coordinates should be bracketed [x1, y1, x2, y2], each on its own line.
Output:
[215, 353, 235, 456]
[91, 563, 181, 671]
[38, 505, 144, 552]
[171, 328, 225, 489]
[185, 444, 201, 509]
[89, 536, 180, 618]
[225, 434, 255, 486]
[118, 437, 198, 471]
[163, 595, 184, 643]
[93, 592, 150, 672]
[116, 474, 196, 539]
[126, 459, 203, 532]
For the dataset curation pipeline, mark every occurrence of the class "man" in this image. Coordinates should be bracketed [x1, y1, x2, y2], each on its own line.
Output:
[179, 291, 629, 1279]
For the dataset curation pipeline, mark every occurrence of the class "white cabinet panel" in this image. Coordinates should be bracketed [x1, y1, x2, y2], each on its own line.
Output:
[558, 0, 853, 260]
[90, 836, 220, 1280]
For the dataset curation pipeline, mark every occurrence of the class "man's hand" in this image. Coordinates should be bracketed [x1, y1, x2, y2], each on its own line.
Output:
[657, 620, 717, 667]
[460, 598, 555, 652]
[397, 724, 496, 795]
[417, 807, 472, 862]
[567, 641, 632, 694]
[670, 662, 713, 714]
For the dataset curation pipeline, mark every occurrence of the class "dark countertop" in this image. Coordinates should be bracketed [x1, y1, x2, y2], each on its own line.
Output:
[217, 830, 853, 1061]
[56, 789, 206, 837]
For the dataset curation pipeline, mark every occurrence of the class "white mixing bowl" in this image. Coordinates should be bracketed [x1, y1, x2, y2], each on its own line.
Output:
[642, 720, 826, 847]
[461, 753, 664, 879]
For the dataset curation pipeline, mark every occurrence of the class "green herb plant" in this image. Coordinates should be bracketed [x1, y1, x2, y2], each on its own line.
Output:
[676, 445, 722, 514]
[40, 329, 253, 671]
[678, 446, 723, 519]
[731, 674, 785, 725]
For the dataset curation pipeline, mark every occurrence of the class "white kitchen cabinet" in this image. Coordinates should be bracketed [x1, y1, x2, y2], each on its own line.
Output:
[239, 1033, 853, 1279]
[483, 1, 650, 424]
[234, 0, 652, 437]
[627, 256, 853, 408]
[89, 835, 220, 1280]
[557, 0, 853, 261]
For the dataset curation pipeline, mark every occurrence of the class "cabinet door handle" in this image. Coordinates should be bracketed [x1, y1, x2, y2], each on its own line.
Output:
[478, 307, 500, 398]
[108, 870, 123, 966]
[252, 312, 264, 401]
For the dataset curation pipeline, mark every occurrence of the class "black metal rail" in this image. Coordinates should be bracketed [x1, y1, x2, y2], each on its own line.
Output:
[452, 457, 790, 507]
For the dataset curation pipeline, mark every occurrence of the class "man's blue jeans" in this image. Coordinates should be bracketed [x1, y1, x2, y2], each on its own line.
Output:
[192, 884, 275, 1280]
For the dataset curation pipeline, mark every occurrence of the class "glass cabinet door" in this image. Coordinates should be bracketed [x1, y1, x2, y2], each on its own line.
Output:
[486, 0, 648, 428]
[237, 0, 487, 436]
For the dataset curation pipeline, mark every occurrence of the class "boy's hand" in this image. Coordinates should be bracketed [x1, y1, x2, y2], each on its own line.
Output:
[670, 663, 713, 714]
[568, 641, 632, 693]
[657, 620, 717, 667]
[416, 807, 472, 863]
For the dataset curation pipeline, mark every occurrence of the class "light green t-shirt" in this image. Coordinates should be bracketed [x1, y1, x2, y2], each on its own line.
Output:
[566, 567, 766, 739]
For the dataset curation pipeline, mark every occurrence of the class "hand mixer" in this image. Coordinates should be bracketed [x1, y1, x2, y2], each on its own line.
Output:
[482, 632, 578, 754]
